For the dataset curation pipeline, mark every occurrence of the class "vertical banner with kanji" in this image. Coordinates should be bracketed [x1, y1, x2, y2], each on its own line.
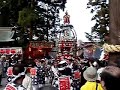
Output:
[7, 67, 13, 77]
[30, 68, 37, 77]
[59, 76, 71, 90]
[73, 71, 81, 79]
[5, 84, 16, 90]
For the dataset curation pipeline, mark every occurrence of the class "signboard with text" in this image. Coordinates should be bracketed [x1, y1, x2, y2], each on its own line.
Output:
[73, 71, 81, 79]
[7, 67, 13, 77]
[29, 41, 53, 48]
[59, 76, 71, 90]
[30, 68, 37, 77]
[5, 84, 16, 90]
[0, 47, 22, 55]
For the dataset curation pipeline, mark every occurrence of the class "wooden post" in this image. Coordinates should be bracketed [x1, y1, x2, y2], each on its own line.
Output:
[109, 0, 120, 66]
[110, 0, 120, 44]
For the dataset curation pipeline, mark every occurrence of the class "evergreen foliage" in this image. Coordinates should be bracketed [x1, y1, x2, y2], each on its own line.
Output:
[86, 0, 109, 43]
[0, 0, 67, 46]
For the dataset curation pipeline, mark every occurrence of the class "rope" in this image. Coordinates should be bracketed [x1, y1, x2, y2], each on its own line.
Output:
[103, 43, 120, 53]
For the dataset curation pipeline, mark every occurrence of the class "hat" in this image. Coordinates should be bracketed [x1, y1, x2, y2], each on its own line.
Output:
[59, 60, 66, 64]
[58, 60, 67, 71]
[40, 59, 45, 63]
[83, 66, 98, 81]
[84, 43, 93, 48]
[41, 59, 45, 61]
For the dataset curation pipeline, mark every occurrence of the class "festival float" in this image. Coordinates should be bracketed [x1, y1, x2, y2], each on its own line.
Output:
[24, 41, 54, 59]
[57, 12, 77, 61]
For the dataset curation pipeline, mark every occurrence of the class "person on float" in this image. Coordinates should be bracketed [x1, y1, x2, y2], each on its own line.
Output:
[63, 11, 70, 25]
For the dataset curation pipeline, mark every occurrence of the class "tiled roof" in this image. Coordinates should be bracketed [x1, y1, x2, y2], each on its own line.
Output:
[0, 27, 14, 42]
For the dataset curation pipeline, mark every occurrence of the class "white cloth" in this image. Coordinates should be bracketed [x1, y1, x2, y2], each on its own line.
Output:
[68, 63, 73, 69]
[97, 67, 105, 81]
[99, 49, 105, 61]
[22, 75, 33, 90]
[51, 66, 58, 77]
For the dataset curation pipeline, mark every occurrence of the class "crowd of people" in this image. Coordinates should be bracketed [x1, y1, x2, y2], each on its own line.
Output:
[0, 54, 22, 86]
[0, 50, 120, 90]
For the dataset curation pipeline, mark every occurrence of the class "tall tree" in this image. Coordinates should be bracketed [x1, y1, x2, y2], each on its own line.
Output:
[109, 0, 120, 44]
[108, 0, 120, 65]
[0, 0, 67, 46]
[86, 0, 109, 43]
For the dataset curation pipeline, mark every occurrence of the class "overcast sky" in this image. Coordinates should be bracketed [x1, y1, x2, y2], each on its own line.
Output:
[60, 0, 95, 41]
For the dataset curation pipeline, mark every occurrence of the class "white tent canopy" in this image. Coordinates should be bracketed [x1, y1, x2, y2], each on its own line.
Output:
[0, 27, 15, 42]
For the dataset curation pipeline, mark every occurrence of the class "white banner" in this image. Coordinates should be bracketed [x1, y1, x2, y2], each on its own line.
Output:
[0, 47, 22, 55]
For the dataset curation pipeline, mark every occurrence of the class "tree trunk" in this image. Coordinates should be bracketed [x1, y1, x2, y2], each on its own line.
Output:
[110, 0, 120, 44]
[109, 0, 120, 66]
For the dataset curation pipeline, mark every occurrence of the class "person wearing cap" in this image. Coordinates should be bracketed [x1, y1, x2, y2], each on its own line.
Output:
[80, 66, 103, 90]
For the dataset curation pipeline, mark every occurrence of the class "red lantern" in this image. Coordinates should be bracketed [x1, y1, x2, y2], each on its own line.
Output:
[59, 76, 71, 90]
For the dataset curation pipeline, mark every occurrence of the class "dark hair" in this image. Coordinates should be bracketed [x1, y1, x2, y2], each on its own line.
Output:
[37, 85, 57, 90]
[100, 66, 120, 90]
[12, 64, 25, 75]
